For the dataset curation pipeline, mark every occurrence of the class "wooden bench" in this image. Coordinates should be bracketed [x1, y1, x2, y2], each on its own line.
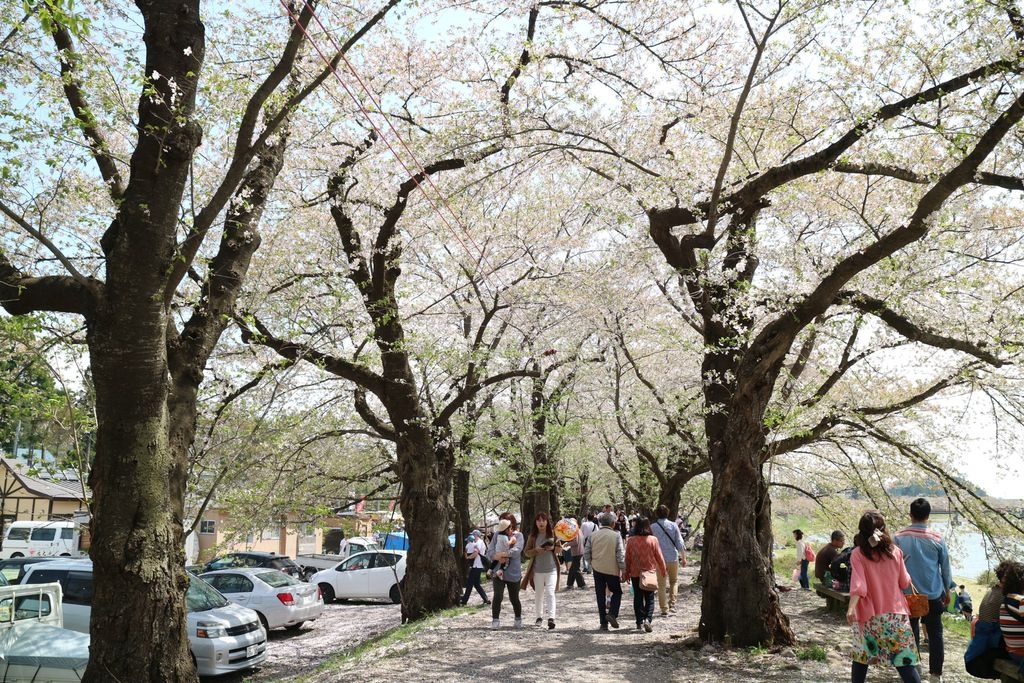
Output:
[994, 658, 1024, 683]
[814, 583, 850, 614]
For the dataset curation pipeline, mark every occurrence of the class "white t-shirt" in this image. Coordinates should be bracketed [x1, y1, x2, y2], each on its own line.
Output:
[580, 520, 597, 540]
[466, 538, 486, 569]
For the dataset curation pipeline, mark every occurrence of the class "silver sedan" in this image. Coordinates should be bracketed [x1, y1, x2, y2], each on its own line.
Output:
[200, 568, 324, 631]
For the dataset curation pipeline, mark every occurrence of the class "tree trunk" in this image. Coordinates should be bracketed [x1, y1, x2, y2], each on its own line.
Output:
[86, 309, 193, 681]
[453, 465, 471, 579]
[698, 402, 793, 646]
[396, 428, 460, 621]
[658, 485, 682, 520]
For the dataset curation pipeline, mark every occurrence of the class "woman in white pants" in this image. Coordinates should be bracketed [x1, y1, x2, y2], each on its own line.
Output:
[524, 512, 560, 629]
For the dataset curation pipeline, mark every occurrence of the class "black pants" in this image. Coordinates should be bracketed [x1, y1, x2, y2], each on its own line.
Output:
[630, 576, 655, 626]
[461, 567, 488, 604]
[593, 570, 621, 627]
[910, 597, 946, 675]
[566, 555, 585, 587]
[491, 578, 521, 620]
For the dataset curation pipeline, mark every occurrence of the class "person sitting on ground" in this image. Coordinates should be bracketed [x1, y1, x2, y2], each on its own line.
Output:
[816, 530, 846, 583]
[965, 559, 1021, 677]
[957, 584, 973, 618]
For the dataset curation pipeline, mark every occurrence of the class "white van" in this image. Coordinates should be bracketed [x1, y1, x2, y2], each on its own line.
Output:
[1, 521, 81, 559]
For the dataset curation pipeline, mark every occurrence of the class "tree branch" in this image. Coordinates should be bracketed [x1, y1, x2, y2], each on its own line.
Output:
[50, 23, 125, 200]
[837, 291, 1004, 367]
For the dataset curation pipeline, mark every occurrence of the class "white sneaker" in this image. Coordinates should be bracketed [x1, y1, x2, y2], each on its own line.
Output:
[489, 619, 500, 629]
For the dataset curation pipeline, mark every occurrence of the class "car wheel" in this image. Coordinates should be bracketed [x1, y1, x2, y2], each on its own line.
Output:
[319, 582, 335, 603]
[285, 621, 304, 631]
[257, 613, 269, 633]
[389, 583, 402, 604]
[10, 553, 22, 559]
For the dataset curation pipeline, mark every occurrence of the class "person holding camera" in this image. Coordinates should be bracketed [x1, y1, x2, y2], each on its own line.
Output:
[524, 511, 561, 629]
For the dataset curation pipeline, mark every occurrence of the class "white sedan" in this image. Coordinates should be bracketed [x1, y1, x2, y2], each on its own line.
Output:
[311, 550, 406, 604]
[200, 568, 324, 631]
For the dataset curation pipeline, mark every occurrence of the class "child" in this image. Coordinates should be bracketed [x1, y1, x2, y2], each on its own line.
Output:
[488, 519, 512, 579]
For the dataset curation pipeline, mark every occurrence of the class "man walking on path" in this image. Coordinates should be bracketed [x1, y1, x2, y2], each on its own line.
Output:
[895, 498, 955, 682]
[585, 512, 625, 631]
[580, 513, 597, 573]
[651, 504, 686, 616]
[461, 530, 489, 606]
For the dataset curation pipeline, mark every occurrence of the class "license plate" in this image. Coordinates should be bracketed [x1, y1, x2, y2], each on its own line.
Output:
[246, 644, 260, 658]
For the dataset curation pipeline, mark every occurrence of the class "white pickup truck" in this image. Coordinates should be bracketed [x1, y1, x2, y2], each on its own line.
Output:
[297, 536, 380, 572]
[0, 582, 89, 682]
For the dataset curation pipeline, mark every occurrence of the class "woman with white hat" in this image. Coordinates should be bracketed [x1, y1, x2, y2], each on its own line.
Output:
[486, 512, 524, 629]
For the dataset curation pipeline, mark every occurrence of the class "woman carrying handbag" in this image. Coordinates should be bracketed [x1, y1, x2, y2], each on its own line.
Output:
[846, 510, 921, 683]
[624, 516, 666, 633]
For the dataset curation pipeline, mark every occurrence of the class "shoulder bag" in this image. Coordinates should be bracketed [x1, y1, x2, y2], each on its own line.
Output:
[905, 581, 930, 618]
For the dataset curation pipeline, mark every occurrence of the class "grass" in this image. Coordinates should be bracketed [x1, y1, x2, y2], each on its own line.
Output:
[275, 604, 476, 683]
[746, 644, 770, 656]
[796, 643, 827, 661]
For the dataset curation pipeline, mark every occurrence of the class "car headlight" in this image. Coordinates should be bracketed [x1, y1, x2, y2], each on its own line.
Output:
[195, 621, 228, 638]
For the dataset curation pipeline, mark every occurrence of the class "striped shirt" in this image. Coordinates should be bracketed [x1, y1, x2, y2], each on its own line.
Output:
[1000, 597, 1024, 656]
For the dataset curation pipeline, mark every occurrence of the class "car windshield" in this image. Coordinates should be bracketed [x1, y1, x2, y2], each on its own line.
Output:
[254, 570, 298, 588]
[186, 575, 229, 612]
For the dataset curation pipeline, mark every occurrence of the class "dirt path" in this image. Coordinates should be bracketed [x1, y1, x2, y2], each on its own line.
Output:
[287, 563, 974, 683]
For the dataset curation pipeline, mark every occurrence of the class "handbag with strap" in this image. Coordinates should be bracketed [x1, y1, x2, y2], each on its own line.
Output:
[639, 569, 658, 592]
[905, 581, 930, 618]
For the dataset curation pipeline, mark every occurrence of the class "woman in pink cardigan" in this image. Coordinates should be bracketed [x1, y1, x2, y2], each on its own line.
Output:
[625, 516, 666, 632]
[846, 510, 921, 683]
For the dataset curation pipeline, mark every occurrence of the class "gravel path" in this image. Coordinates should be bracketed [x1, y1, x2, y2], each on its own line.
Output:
[286, 563, 975, 683]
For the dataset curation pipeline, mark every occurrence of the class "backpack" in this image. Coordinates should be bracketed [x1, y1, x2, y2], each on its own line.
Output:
[804, 543, 815, 562]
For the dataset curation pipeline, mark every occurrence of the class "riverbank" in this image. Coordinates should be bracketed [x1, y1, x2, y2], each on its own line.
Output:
[285, 562, 974, 683]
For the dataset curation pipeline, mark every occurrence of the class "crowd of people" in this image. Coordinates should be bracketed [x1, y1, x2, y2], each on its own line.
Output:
[459, 496, 1023, 683]
[460, 505, 691, 632]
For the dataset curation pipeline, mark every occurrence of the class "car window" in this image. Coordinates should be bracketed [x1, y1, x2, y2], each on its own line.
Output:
[268, 558, 295, 571]
[0, 594, 54, 622]
[255, 570, 298, 588]
[205, 574, 253, 594]
[186, 576, 229, 611]
[206, 556, 238, 570]
[64, 571, 93, 605]
[23, 569, 69, 586]
[241, 556, 263, 567]
[374, 553, 400, 568]
[30, 528, 56, 542]
[6, 528, 30, 542]
[339, 555, 370, 571]
[60, 528, 75, 540]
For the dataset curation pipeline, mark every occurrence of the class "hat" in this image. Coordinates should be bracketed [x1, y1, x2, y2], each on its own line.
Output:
[471, 529, 482, 538]
[496, 519, 512, 532]
[598, 512, 616, 528]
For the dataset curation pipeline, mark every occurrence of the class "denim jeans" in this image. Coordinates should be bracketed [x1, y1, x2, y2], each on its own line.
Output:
[799, 559, 810, 589]
[910, 597, 946, 675]
[631, 576, 655, 625]
[461, 567, 487, 604]
[593, 570, 622, 627]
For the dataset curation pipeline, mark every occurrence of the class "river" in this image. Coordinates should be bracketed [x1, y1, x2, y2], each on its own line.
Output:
[931, 516, 1024, 581]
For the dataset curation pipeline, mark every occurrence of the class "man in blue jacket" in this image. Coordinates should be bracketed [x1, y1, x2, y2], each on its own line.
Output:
[895, 498, 955, 682]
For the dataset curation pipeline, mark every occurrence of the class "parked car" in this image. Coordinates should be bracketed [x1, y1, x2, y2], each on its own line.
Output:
[203, 551, 306, 580]
[310, 550, 406, 604]
[200, 568, 324, 631]
[0, 557, 59, 584]
[21, 558, 268, 676]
